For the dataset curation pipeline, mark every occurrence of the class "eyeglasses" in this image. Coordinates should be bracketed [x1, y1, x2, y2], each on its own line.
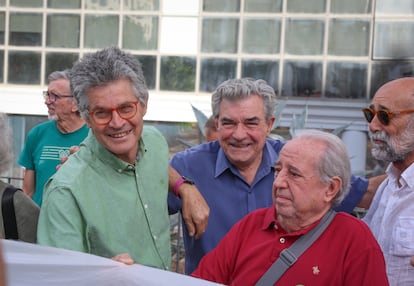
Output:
[88, 101, 140, 125]
[362, 107, 414, 125]
[43, 91, 73, 103]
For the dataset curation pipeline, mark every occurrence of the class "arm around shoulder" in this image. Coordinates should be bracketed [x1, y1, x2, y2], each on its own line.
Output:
[357, 174, 386, 209]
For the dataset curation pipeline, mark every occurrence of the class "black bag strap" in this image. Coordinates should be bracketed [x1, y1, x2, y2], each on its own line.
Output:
[256, 209, 337, 286]
[2, 186, 21, 240]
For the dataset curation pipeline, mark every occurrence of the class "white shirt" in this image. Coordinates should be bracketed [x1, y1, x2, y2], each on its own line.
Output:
[363, 163, 414, 286]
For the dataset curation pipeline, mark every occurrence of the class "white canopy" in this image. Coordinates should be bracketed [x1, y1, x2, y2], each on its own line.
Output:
[1, 239, 222, 286]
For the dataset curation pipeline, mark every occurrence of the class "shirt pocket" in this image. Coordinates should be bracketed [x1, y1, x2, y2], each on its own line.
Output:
[392, 217, 414, 256]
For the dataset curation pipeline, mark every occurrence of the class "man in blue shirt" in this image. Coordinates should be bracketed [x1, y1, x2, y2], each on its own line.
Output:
[168, 78, 382, 274]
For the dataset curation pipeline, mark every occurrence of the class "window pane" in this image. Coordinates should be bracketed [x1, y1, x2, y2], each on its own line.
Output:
[0, 12, 4, 44]
[10, 0, 42, 7]
[124, 0, 159, 10]
[9, 13, 42, 46]
[376, 0, 414, 14]
[328, 19, 369, 56]
[160, 17, 198, 54]
[47, 14, 80, 48]
[242, 60, 279, 92]
[84, 15, 119, 48]
[123, 16, 158, 50]
[371, 62, 414, 97]
[84, 0, 120, 10]
[374, 21, 414, 59]
[243, 19, 280, 54]
[203, 0, 240, 12]
[200, 58, 237, 92]
[8, 51, 41, 84]
[287, 0, 326, 13]
[282, 61, 322, 97]
[160, 56, 196, 91]
[285, 19, 324, 55]
[326, 62, 367, 99]
[45, 53, 79, 82]
[135, 55, 156, 89]
[0, 50, 3, 83]
[0, 0, 4, 6]
[331, 0, 371, 13]
[48, 0, 81, 9]
[244, 0, 281, 13]
[202, 18, 238, 53]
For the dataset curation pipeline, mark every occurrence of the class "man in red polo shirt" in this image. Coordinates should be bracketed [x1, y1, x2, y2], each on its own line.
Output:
[192, 129, 388, 286]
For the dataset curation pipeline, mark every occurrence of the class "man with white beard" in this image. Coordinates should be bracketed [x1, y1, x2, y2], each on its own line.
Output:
[362, 77, 414, 286]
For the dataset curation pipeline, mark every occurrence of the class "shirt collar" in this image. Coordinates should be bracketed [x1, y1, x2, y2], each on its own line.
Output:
[261, 206, 325, 237]
[83, 131, 144, 172]
[215, 146, 231, 177]
[387, 162, 414, 189]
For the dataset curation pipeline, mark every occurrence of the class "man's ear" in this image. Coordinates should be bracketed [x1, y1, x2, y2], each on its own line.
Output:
[141, 97, 148, 116]
[324, 176, 341, 203]
[267, 116, 275, 134]
[71, 99, 79, 113]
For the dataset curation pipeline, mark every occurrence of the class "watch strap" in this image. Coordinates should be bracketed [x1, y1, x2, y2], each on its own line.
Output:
[172, 176, 194, 197]
[172, 177, 185, 197]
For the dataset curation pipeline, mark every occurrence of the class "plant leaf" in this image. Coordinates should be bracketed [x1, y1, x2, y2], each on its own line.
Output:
[271, 99, 287, 130]
[191, 104, 209, 137]
[289, 105, 308, 138]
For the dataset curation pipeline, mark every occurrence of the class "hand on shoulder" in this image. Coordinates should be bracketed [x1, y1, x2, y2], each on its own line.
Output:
[56, 146, 80, 170]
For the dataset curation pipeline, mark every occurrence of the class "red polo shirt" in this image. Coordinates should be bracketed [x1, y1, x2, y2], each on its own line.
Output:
[192, 207, 389, 286]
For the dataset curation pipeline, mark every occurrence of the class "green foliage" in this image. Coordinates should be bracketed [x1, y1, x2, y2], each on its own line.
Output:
[160, 57, 196, 91]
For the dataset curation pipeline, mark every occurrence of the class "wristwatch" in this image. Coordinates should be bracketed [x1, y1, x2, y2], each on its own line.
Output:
[173, 176, 195, 197]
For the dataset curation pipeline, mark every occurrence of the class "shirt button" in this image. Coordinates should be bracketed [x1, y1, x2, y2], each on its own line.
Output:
[280, 237, 285, 243]
[153, 235, 157, 240]
[117, 169, 122, 173]
[144, 204, 148, 209]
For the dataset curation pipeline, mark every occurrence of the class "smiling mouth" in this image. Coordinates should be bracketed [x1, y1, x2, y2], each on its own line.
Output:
[229, 142, 251, 148]
[109, 130, 131, 138]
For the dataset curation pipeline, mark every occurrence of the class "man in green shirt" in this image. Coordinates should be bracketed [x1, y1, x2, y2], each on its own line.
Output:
[37, 47, 170, 269]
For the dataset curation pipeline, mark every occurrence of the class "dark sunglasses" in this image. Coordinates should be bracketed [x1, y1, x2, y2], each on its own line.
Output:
[362, 107, 414, 125]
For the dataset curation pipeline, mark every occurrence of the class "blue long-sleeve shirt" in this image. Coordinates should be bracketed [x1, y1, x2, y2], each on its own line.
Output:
[168, 139, 368, 274]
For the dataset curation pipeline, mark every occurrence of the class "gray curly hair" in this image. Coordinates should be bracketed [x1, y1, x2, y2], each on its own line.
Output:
[70, 46, 148, 120]
[211, 78, 277, 121]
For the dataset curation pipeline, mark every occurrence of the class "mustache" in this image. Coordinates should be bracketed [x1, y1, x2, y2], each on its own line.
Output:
[369, 130, 389, 142]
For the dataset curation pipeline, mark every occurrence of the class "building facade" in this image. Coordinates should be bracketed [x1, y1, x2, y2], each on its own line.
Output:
[1, 0, 414, 178]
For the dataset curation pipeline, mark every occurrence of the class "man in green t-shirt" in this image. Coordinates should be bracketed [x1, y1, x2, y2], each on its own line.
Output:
[18, 70, 88, 207]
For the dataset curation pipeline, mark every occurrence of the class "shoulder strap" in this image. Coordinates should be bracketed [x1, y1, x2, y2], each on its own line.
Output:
[2, 186, 21, 240]
[256, 209, 337, 286]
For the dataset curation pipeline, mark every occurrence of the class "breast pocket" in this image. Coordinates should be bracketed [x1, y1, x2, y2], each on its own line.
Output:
[392, 217, 414, 256]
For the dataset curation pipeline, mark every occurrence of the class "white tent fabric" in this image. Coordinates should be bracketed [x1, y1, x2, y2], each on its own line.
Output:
[1, 239, 222, 286]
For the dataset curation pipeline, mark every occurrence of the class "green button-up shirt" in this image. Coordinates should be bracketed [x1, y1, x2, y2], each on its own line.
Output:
[37, 126, 171, 270]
